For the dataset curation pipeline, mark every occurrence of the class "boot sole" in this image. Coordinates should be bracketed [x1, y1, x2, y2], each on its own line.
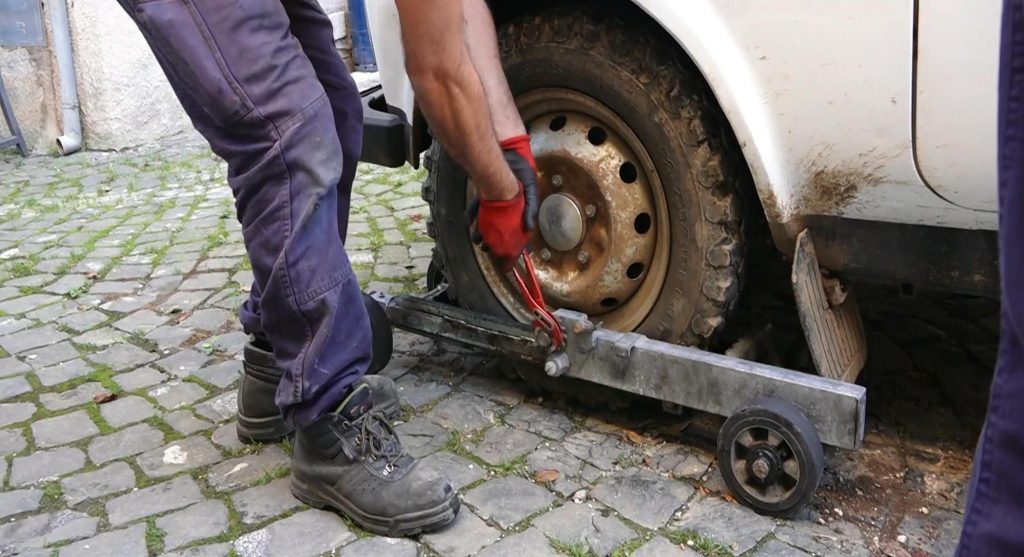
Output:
[236, 399, 402, 445]
[290, 474, 460, 537]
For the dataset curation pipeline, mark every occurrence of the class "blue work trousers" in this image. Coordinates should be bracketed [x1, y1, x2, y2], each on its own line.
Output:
[114, 0, 371, 427]
[956, 1, 1024, 554]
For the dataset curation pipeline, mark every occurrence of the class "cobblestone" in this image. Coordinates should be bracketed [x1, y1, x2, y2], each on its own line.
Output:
[113, 365, 167, 390]
[0, 405, 34, 425]
[106, 475, 205, 526]
[464, 476, 555, 528]
[633, 537, 697, 557]
[231, 478, 302, 525]
[59, 523, 148, 557]
[470, 425, 542, 466]
[160, 543, 232, 557]
[0, 511, 98, 554]
[0, 488, 42, 519]
[164, 409, 213, 434]
[10, 447, 86, 485]
[136, 436, 224, 478]
[36, 358, 93, 386]
[60, 462, 137, 505]
[32, 410, 99, 447]
[40, 384, 107, 414]
[88, 423, 165, 464]
[157, 500, 230, 550]
[207, 446, 290, 491]
[419, 451, 486, 490]
[25, 340, 81, 369]
[591, 469, 694, 529]
[339, 537, 419, 557]
[0, 375, 31, 400]
[421, 509, 500, 557]
[0, 355, 31, 377]
[232, 510, 355, 557]
[532, 503, 636, 557]
[88, 343, 158, 370]
[195, 391, 238, 422]
[671, 496, 776, 554]
[149, 380, 208, 409]
[0, 324, 68, 353]
[99, 395, 157, 427]
[426, 392, 500, 433]
[475, 528, 560, 557]
[0, 427, 27, 454]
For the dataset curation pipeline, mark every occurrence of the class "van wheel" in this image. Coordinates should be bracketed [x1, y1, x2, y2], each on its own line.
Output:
[424, 7, 746, 347]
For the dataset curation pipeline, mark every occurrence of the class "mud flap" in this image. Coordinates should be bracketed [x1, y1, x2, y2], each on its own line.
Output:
[791, 230, 867, 383]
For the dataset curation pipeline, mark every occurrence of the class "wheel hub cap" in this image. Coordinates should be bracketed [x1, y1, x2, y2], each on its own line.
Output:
[538, 193, 584, 252]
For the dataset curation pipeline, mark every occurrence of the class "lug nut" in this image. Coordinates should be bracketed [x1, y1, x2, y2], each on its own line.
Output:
[551, 175, 564, 187]
[577, 250, 590, 265]
[540, 248, 552, 261]
[585, 204, 597, 218]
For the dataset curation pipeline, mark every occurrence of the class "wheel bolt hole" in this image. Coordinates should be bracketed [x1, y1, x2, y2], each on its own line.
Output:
[549, 115, 567, 131]
[619, 162, 638, 183]
[626, 262, 644, 280]
[634, 213, 652, 235]
[587, 126, 608, 146]
[600, 297, 619, 308]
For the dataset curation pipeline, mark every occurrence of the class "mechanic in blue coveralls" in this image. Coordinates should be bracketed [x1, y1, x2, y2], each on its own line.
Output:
[113, 0, 537, 536]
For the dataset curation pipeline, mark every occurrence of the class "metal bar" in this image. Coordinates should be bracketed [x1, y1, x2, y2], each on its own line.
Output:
[553, 310, 866, 449]
[374, 292, 547, 361]
[0, 70, 28, 156]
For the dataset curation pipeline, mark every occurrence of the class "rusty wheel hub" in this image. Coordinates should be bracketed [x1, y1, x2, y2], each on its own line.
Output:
[473, 89, 670, 331]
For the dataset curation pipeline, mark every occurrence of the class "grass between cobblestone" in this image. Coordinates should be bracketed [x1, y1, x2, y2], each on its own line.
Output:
[145, 518, 166, 554]
[664, 529, 733, 557]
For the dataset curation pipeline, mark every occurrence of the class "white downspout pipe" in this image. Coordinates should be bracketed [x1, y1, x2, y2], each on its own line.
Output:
[49, 0, 82, 155]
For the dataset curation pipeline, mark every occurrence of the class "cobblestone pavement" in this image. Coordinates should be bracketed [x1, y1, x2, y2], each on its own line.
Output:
[0, 144, 997, 556]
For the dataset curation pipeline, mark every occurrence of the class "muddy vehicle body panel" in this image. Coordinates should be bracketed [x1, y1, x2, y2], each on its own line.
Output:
[361, 0, 1000, 295]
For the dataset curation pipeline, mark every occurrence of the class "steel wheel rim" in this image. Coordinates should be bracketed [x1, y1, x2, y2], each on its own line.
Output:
[471, 89, 671, 331]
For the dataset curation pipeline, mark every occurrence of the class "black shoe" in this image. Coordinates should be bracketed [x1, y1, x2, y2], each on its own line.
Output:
[290, 384, 459, 536]
[236, 341, 401, 444]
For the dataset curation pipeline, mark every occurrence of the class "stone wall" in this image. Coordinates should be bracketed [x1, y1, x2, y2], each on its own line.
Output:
[0, 0, 352, 155]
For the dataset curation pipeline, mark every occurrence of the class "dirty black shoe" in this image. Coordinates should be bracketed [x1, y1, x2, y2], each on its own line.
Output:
[290, 384, 459, 536]
[236, 341, 402, 444]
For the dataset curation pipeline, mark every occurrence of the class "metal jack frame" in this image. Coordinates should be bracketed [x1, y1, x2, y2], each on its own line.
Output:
[368, 286, 867, 517]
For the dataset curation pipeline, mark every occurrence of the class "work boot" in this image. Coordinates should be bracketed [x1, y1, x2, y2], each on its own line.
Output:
[236, 343, 401, 444]
[290, 383, 459, 536]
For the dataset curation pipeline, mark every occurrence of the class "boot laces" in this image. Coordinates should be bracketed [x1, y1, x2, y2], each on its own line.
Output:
[344, 408, 405, 472]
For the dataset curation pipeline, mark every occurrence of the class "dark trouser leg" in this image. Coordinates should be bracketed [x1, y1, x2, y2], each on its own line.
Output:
[281, 0, 364, 244]
[116, 0, 370, 428]
[955, 1, 1024, 555]
[240, 0, 364, 347]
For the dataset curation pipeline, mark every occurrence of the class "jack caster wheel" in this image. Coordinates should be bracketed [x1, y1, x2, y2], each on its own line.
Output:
[717, 397, 824, 517]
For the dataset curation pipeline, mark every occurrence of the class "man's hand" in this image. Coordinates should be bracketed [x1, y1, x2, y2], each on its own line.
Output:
[468, 135, 539, 270]
[499, 135, 539, 231]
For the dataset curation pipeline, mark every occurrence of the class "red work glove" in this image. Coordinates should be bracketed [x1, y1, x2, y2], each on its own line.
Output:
[468, 134, 540, 271]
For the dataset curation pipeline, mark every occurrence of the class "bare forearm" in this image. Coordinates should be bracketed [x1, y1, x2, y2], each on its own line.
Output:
[396, 0, 518, 200]
[463, 0, 525, 139]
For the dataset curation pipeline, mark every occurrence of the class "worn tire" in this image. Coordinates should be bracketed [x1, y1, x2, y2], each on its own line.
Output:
[424, 7, 745, 347]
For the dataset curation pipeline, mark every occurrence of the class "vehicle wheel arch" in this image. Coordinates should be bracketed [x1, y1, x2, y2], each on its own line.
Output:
[481, 0, 776, 235]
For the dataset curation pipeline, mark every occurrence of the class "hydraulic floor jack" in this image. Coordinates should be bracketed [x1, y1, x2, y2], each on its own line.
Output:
[368, 246, 867, 517]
